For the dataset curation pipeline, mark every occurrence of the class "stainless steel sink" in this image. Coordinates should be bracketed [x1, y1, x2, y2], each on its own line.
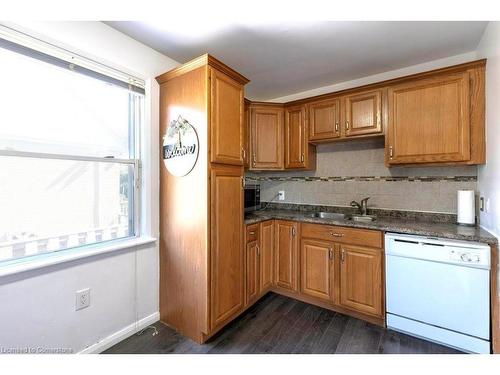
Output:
[350, 214, 377, 222]
[308, 212, 347, 220]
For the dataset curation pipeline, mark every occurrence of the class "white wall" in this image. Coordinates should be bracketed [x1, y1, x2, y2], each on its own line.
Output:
[0, 22, 179, 353]
[477, 21, 500, 239]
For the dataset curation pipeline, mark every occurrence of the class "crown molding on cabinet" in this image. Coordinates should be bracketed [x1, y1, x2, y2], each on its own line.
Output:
[156, 53, 250, 85]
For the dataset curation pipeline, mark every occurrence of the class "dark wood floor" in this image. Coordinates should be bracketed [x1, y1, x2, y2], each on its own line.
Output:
[104, 292, 462, 354]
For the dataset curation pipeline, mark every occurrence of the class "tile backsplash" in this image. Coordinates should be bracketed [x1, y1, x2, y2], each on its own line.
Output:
[246, 139, 478, 214]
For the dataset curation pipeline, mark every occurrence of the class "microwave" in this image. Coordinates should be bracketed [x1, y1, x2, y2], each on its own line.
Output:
[244, 184, 261, 212]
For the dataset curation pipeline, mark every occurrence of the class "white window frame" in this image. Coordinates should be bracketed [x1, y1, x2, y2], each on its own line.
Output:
[0, 25, 146, 265]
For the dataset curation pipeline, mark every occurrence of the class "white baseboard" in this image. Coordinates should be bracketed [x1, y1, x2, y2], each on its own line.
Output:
[78, 311, 160, 354]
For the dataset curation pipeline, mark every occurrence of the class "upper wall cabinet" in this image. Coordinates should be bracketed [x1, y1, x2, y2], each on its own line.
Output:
[246, 59, 485, 169]
[210, 68, 245, 165]
[344, 89, 383, 138]
[386, 63, 485, 166]
[249, 104, 284, 170]
[307, 89, 384, 143]
[308, 98, 341, 141]
[285, 105, 316, 169]
[243, 100, 250, 168]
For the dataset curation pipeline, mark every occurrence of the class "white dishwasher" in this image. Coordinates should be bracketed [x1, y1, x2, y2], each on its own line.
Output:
[385, 233, 491, 354]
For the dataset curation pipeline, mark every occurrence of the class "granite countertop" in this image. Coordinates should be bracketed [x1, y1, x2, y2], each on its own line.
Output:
[245, 209, 498, 246]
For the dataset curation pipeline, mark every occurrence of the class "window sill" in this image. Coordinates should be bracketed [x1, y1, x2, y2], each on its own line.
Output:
[0, 236, 157, 278]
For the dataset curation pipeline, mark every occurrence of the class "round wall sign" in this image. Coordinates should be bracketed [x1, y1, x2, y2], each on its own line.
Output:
[162, 115, 199, 177]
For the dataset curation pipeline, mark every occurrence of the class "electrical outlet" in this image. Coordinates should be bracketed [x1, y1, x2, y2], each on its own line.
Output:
[75, 288, 90, 311]
[278, 191, 285, 201]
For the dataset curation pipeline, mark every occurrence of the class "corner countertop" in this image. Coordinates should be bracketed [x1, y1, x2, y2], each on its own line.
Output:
[245, 209, 498, 246]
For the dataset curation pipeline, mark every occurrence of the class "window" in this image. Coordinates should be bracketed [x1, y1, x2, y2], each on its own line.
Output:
[0, 30, 144, 263]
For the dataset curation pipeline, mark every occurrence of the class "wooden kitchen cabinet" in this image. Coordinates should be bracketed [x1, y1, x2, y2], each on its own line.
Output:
[157, 54, 249, 344]
[344, 89, 383, 137]
[245, 223, 260, 306]
[210, 164, 245, 330]
[246, 240, 260, 306]
[308, 98, 341, 141]
[284, 105, 315, 169]
[386, 68, 484, 165]
[339, 244, 383, 317]
[210, 67, 245, 166]
[387, 71, 470, 165]
[274, 220, 299, 292]
[299, 222, 384, 321]
[243, 100, 250, 168]
[260, 220, 275, 292]
[246, 59, 485, 167]
[249, 104, 284, 170]
[300, 239, 334, 303]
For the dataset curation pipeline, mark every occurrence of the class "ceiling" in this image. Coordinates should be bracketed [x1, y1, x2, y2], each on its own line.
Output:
[106, 21, 488, 101]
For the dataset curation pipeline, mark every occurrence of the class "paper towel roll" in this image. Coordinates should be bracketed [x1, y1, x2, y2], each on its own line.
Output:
[457, 190, 475, 225]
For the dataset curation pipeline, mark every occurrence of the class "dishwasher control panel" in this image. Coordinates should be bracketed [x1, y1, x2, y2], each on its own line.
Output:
[449, 249, 484, 265]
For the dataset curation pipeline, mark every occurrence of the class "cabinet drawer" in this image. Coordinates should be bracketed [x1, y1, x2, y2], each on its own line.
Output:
[246, 223, 260, 243]
[301, 223, 382, 248]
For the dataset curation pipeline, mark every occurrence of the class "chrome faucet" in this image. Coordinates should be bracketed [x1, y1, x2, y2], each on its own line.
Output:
[350, 197, 370, 216]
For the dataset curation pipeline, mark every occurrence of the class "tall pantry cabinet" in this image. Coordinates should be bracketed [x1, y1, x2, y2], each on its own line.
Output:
[156, 54, 249, 343]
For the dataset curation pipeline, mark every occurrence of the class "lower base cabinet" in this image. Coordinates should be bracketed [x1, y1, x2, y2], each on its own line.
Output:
[260, 220, 274, 292]
[296, 223, 384, 321]
[244, 220, 385, 330]
[339, 244, 383, 317]
[274, 220, 299, 292]
[300, 239, 334, 302]
[245, 220, 275, 306]
[246, 240, 260, 306]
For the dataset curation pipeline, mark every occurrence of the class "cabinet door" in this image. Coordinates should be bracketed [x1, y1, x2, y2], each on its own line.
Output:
[387, 71, 470, 164]
[246, 240, 260, 306]
[308, 98, 341, 141]
[274, 221, 298, 292]
[250, 106, 284, 170]
[260, 220, 274, 293]
[300, 239, 334, 302]
[344, 89, 383, 137]
[285, 105, 308, 169]
[339, 244, 382, 317]
[210, 165, 245, 329]
[210, 68, 244, 165]
[243, 101, 250, 168]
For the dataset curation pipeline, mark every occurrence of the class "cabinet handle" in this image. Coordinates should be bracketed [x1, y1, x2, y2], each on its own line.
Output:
[292, 227, 296, 237]
[330, 232, 344, 237]
[329, 248, 333, 260]
[242, 147, 246, 160]
[345, 120, 350, 131]
[253, 154, 256, 163]
[249, 231, 255, 235]
[241, 177, 245, 188]
[341, 249, 345, 263]
[389, 146, 393, 159]
[301, 153, 304, 163]
[256, 245, 260, 257]
[335, 122, 339, 132]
